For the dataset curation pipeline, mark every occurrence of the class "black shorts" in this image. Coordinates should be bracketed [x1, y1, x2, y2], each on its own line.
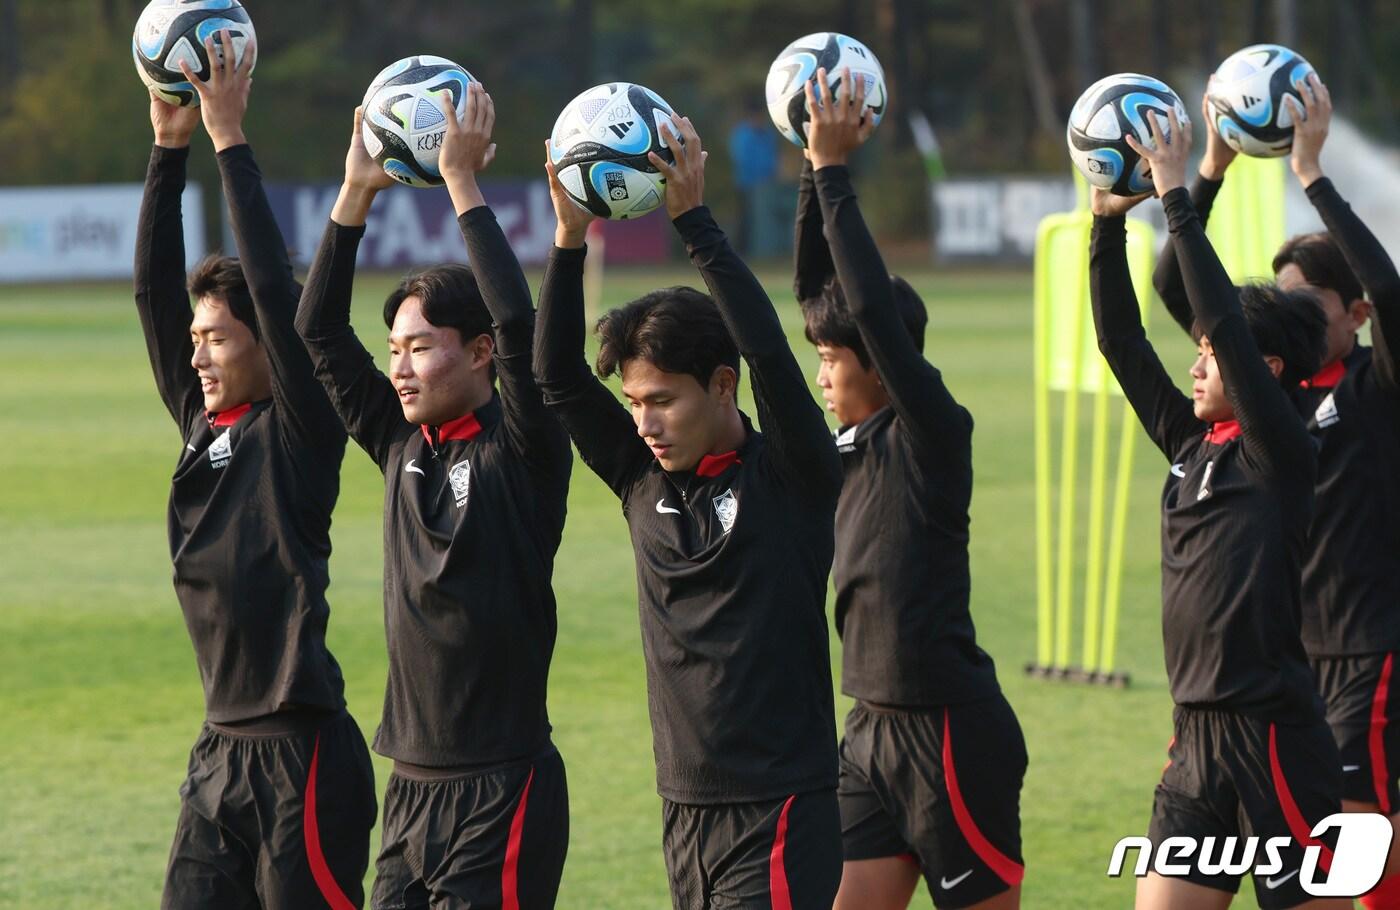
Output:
[371, 745, 568, 910]
[1312, 651, 1399, 814]
[662, 789, 841, 910]
[838, 697, 1027, 909]
[161, 709, 378, 910]
[1148, 707, 1342, 909]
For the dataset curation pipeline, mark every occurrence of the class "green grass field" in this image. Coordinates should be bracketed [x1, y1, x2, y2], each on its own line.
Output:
[0, 265, 1213, 908]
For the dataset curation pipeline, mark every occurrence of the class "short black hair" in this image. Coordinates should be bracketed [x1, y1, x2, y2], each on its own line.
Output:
[382, 263, 492, 342]
[1272, 231, 1365, 306]
[595, 286, 741, 388]
[1208, 283, 1327, 388]
[188, 254, 258, 341]
[799, 274, 926, 369]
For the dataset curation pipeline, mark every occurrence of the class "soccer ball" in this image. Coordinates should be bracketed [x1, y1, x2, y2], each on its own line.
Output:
[1067, 74, 1189, 196]
[360, 56, 476, 189]
[765, 32, 887, 148]
[549, 82, 679, 220]
[1206, 44, 1318, 158]
[132, 0, 256, 107]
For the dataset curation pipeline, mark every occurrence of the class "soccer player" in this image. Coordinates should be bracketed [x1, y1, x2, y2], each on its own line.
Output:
[138, 34, 376, 908]
[794, 68, 1027, 910]
[534, 115, 845, 908]
[1154, 79, 1400, 906]
[1093, 108, 1345, 910]
[295, 84, 572, 910]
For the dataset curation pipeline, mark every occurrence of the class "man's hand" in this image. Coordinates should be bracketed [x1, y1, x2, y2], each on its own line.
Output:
[1090, 187, 1152, 218]
[1198, 81, 1237, 181]
[178, 29, 254, 152]
[332, 106, 395, 226]
[545, 141, 595, 249]
[1287, 73, 1331, 189]
[648, 114, 708, 220]
[1126, 106, 1192, 198]
[150, 96, 201, 149]
[439, 82, 497, 215]
[804, 66, 876, 169]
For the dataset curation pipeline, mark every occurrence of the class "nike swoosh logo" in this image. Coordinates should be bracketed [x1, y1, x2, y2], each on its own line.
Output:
[1265, 869, 1299, 890]
[405, 459, 425, 476]
[1170, 463, 1186, 477]
[656, 499, 680, 515]
[940, 869, 973, 890]
[1343, 764, 1361, 772]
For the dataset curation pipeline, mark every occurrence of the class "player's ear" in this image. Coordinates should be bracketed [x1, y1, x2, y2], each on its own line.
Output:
[1348, 298, 1373, 329]
[1263, 354, 1285, 380]
[468, 332, 494, 371]
[709, 365, 737, 404]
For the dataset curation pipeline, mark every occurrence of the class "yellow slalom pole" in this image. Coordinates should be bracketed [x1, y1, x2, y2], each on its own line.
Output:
[1033, 222, 1056, 669]
[1101, 397, 1138, 676]
[1081, 379, 1110, 673]
[1053, 230, 1089, 671]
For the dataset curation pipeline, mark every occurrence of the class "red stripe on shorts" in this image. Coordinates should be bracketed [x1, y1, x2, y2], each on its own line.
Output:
[303, 734, 356, 910]
[1371, 653, 1394, 815]
[1268, 723, 1334, 874]
[942, 709, 1025, 886]
[501, 766, 536, 910]
[769, 794, 796, 910]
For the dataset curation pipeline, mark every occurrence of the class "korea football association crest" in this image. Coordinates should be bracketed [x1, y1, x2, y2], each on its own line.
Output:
[713, 488, 738, 534]
[448, 459, 471, 508]
[207, 429, 233, 470]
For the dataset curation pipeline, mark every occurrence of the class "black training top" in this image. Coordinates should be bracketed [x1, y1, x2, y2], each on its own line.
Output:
[295, 209, 571, 767]
[534, 206, 841, 805]
[1091, 189, 1322, 722]
[1154, 176, 1400, 658]
[134, 143, 347, 723]
[794, 163, 1000, 706]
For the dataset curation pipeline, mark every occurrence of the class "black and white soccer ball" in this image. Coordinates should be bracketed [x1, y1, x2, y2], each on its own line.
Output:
[360, 56, 476, 189]
[1206, 44, 1318, 158]
[1067, 74, 1189, 196]
[549, 82, 679, 220]
[132, 0, 256, 107]
[765, 32, 887, 148]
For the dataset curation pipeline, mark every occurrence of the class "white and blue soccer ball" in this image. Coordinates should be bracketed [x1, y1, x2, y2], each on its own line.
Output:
[360, 56, 475, 188]
[1207, 44, 1318, 158]
[1067, 74, 1189, 196]
[132, 0, 256, 107]
[549, 82, 679, 220]
[765, 32, 887, 148]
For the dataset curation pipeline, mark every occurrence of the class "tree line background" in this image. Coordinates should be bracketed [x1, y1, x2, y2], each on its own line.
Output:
[2, 0, 1398, 238]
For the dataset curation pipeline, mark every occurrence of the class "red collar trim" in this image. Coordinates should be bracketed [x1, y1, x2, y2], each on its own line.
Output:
[208, 402, 252, 428]
[421, 411, 483, 446]
[1301, 359, 1346, 390]
[695, 450, 741, 478]
[1205, 420, 1242, 445]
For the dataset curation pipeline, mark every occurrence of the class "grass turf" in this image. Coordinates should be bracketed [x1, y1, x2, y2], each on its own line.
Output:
[0, 266, 1212, 908]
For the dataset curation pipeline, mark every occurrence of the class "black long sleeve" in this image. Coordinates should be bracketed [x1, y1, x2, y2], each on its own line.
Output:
[793, 160, 835, 302]
[1152, 174, 1226, 336]
[1163, 187, 1314, 483]
[1090, 214, 1202, 460]
[674, 206, 843, 498]
[218, 145, 345, 456]
[532, 245, 652, 498]
[813, 165, 972, 461]
[294, 220, 406, 469]
[133, 144, 202, 431]
[456, 207, 571, 477]
[1305, 177, 1400, 393]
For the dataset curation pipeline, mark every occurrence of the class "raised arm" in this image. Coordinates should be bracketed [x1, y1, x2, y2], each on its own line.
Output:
[805, 67, 970, 461]
[293, 108, 404, 469]
[1089, 200, 1201, 459]
[533, 154, 651, 499]
[440, 86, 569, 474]
[1288, 76, 1400, 393]
[651, 114, 842, 497]
[186, 33, 345, 454]
[1152, 89, 1237, 335]
[793, 159, 835, 302]
[133, 99, 203, 431]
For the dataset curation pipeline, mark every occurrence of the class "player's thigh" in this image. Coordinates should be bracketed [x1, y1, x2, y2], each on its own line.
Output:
[161, 799, 260, 910]
[1135, 872, 1235, 910]
[833, 856, 920, 910]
